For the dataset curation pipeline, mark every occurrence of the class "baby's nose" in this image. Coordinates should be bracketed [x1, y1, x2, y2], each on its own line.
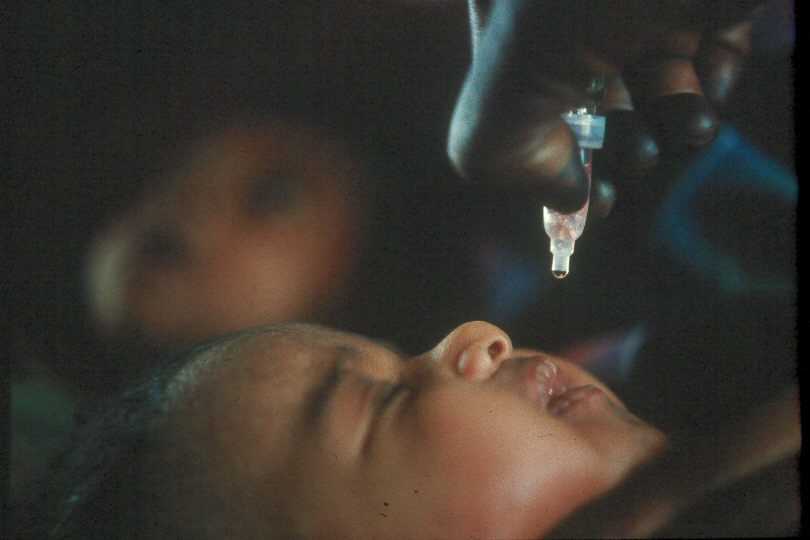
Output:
[430, 321, 513, 381]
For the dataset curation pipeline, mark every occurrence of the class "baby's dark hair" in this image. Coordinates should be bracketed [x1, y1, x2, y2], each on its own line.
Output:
[14, 328, 278, 540]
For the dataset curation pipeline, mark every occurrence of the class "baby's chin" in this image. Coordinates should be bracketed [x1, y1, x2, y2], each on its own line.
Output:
[513, 348, 666, 484]
[583, 401, 668, 491]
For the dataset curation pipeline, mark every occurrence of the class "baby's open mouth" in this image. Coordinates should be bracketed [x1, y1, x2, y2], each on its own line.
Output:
[526, 357, 605, 416]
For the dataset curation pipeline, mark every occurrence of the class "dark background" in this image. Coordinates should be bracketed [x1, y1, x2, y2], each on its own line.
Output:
[3, 1, 797, 536]
[5, 0, 797, 520]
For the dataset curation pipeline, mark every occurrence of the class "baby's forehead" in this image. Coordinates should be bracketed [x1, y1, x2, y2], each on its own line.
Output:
[172, 324, 404, 420]
[153, 327, 341, 519]
[165, 325, 362, 459]
[175, 324, 346, 397]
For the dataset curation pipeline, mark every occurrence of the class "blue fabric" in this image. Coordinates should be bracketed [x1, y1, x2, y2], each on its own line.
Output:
[653, 125, 796, 296]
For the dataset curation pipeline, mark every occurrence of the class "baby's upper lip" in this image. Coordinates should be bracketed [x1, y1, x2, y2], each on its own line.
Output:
[519, 356, 568, 409]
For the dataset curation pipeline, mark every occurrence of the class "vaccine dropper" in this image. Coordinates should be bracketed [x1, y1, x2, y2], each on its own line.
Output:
[543, 100, 605, 279]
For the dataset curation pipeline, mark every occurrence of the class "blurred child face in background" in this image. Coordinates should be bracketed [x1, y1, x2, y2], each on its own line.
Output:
[85, 119, 368, 347]
[159, 321, 665, 539]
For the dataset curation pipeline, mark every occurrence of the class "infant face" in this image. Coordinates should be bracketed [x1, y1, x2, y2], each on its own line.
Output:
[85, 120, 368, 346]
[163, 321, 665, 539]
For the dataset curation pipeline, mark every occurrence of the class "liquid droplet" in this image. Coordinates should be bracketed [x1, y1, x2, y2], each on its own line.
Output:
[552, 270, 568, 279]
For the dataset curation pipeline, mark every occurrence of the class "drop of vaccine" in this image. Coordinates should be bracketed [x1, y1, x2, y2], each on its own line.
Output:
[552, 270, 568, 279]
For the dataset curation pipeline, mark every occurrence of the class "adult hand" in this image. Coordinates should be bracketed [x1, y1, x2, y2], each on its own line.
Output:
[447, 0, 763, 214]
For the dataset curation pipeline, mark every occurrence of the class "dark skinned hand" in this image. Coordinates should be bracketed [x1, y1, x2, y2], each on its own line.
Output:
[447, 0, 763, 215]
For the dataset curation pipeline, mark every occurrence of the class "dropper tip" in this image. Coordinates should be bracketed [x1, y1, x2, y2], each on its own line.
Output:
[550, 251, 571, 279]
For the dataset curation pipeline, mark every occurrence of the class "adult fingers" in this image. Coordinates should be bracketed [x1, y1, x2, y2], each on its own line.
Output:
[449, 1, 763, 211]
[596, 75, 660, 180]
[624, 4, 762, 151]
[625, 29, 718, 153]
[448, 1, 597, 212]
[694, 19, 754, 108]
[590, 75, 657, 218]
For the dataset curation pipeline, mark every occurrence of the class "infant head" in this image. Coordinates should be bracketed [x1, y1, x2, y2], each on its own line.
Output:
[50, 321, 665, 539]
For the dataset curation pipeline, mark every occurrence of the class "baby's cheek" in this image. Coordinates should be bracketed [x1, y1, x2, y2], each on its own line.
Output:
[411, 389, 623, 536]
[408, 394, 536, 522]
[415, 399, 500, 480]
[403, 394, 514, 524]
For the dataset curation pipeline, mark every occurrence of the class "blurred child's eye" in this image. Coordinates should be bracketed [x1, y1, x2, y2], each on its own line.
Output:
[244, 171, 300, 217]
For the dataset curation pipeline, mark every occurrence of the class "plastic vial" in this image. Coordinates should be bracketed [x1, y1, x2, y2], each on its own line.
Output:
[543, 107, 605, 278]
